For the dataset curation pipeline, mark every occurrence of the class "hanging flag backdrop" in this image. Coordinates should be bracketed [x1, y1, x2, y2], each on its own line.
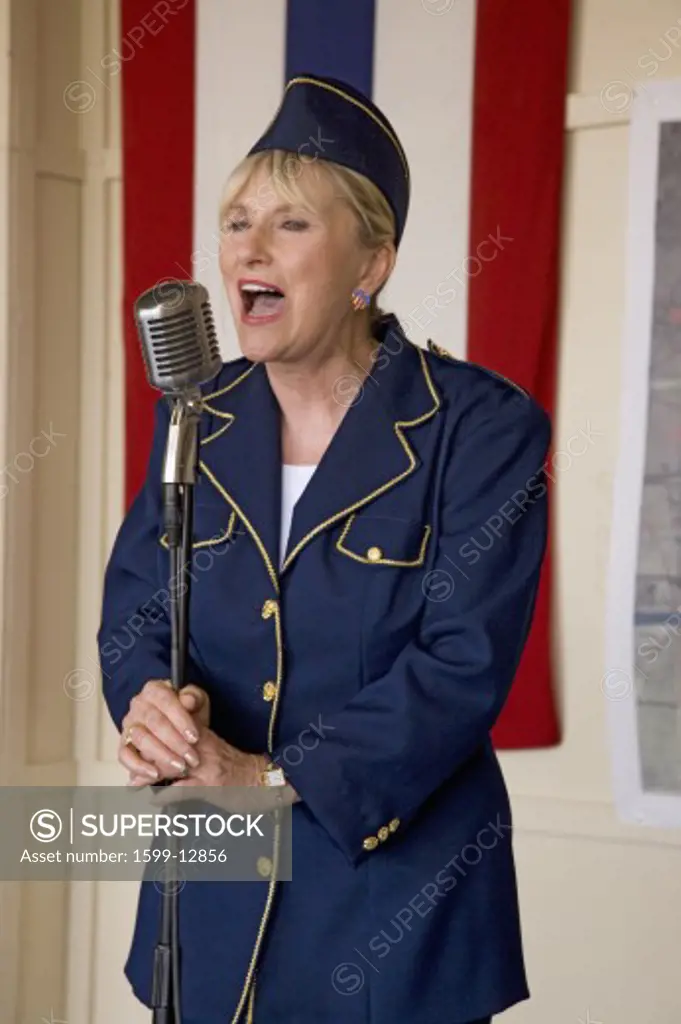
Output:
[121, 0, 570, 749]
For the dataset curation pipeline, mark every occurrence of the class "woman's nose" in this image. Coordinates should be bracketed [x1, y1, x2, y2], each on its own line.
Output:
[239, 224, 271, 267]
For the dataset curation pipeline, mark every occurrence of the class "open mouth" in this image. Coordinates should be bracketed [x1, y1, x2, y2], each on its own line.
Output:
[239, 280, 286, 322]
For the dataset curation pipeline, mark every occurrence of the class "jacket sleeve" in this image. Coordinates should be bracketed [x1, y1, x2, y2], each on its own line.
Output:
[273, 386, 551, 866]
[97, 397, 204, 732]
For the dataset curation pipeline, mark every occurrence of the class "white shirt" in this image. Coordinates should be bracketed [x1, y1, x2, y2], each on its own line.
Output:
[280, 463, 317, 568]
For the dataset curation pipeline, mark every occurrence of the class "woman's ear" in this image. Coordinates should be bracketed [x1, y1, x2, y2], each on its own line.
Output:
[359, 242, 396, 299]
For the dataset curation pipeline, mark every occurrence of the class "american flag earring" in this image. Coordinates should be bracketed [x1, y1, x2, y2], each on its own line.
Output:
[351, 287, 371, 311]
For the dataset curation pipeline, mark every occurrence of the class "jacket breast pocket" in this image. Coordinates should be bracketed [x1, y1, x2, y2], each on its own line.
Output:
[336, 513, 431, 567]
[159, 505, 238, 552]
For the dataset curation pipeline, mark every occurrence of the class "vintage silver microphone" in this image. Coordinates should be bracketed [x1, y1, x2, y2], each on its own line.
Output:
[135, 279, 221, 392]
[135, 279, 222, 490]
[133, 279, 222, 1024]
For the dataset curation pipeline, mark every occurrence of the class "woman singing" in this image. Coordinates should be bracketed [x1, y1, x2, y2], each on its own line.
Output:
[99, 73, 551, 1024]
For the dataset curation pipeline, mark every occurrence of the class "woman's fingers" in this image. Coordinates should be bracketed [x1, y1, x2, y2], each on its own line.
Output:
[144, 679, 201, 741]
[125, 680, 201, 764]
[123, 721, 196, 776]
[119, 679, 212, 783]
[126, 772, 155, 789]
[178, 684, 211, 728]
[145, 680, 208, 745]
[119, 740, 160, 782]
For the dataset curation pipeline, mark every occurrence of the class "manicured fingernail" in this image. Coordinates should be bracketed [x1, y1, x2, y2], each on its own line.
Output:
[185, 729, 198, 743]
[170, 759, 185, 771]
[184, 750, 199, 768]
[144, 766, 159, 779]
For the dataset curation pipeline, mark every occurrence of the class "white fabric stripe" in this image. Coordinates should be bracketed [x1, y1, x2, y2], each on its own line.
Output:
[194, 0, 287, 360]
[374, 0, 477, 356]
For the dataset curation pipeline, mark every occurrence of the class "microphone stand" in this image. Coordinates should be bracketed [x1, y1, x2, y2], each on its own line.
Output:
[151, 388, 203, 1024]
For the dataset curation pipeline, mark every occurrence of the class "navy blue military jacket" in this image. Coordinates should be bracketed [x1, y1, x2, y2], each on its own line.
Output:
[99, 314, 551, 1024]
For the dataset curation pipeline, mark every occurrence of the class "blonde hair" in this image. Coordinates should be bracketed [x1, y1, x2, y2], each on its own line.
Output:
[219, 149, 396, 326]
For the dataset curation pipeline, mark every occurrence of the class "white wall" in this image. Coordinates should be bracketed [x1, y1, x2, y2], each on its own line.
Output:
[505, 3, 681, 1020]
[2, 1, 681, 1021]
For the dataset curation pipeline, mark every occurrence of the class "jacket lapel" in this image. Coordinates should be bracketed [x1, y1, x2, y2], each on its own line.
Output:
[197, 316, 442, 583]
[199, 360, 283, 590]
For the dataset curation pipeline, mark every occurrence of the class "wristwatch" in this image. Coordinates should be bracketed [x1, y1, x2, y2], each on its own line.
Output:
[260, 761, 287, 788]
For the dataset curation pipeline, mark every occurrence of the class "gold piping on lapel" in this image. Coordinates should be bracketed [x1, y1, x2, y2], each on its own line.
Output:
[280, 345, 441, 574]
[336, 514, 432, 567]
[204, 361, 258, 402]
[247, 980, 256, 1023]
[194, 364, 256, 448]
[158, 509, 237, 550]
[199, 363, 257, 437]
[198, 460, 279, 595]
[201, 417, 233, 444]
[427, 339, 530, 399]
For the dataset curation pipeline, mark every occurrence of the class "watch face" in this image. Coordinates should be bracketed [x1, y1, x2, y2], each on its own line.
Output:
[264, 768, 286, 787]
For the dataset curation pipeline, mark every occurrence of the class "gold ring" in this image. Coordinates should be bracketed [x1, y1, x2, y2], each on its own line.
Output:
[123, 725, 137, 747]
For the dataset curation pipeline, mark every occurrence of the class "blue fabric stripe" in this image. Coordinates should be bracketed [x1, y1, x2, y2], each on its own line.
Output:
[285, 0, 375, 96]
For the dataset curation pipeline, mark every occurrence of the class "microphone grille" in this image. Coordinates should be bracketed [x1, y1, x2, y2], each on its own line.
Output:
[134, 281, 223, 394]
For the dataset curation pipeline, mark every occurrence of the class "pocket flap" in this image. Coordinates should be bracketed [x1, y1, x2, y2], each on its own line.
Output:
[159, 505, 237, 550]
[336, 514, 431, 567]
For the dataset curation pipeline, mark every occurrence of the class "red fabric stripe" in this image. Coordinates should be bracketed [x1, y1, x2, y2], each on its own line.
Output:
[468, 0, 571, 748]
[122, 0, 196, 507]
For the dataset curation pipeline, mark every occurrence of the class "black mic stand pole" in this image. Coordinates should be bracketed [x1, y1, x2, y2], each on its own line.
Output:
[151, 388, 203, 1024]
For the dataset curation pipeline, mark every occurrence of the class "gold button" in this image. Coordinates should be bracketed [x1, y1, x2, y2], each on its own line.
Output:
[366, 546, 383, 562]
[256, 856, 273, 878]
[362, 836, 379, 851]
[262, 681, 277, 702]
[388, 818, 400, 833]
[377, 826, 389, 842]
[261, 598, 278, 619]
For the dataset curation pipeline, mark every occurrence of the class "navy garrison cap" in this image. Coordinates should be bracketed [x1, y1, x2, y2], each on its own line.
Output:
[248, 73, 410, 246]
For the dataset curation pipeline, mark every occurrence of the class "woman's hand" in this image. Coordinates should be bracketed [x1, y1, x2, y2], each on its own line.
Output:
[137, 726, 273, 813]
[148, 730, 302, 814]
[160, 727, 265, 789]
[158, 732, 302, 812]
[119, 680, 210, 784]
[127, 718, 263, 792]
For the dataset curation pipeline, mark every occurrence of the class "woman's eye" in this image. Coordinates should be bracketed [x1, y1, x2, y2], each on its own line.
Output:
[222, 218, 248, 233]
[281, 219, 309, 231]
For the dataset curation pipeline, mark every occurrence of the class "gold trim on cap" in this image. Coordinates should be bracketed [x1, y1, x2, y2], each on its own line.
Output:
[285, 75, 410, 182]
